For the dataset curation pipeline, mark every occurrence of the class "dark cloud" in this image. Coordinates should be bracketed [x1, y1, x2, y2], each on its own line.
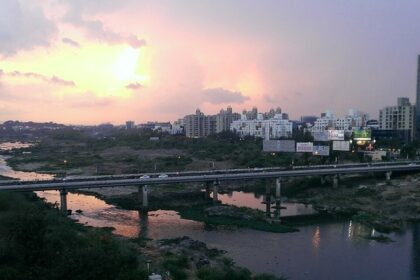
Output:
[125, 82, 143, 90]
[50, 76, 76, 87]
[4, 70, 75, 87]
[61, 1, 146, 48]
[0, 0, 57, 56]
[62, 37, 80, 47]
[202, 88, 249, 104]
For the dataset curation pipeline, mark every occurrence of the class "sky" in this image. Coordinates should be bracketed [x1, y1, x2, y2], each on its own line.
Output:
[1, 0, 420, 124]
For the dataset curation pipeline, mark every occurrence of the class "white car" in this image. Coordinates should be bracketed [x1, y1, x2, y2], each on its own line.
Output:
[140, 175, 150, 179]
[158, 174, 168, 178]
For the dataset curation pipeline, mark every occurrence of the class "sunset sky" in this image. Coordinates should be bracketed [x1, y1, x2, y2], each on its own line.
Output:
[1, 0, 420, 124]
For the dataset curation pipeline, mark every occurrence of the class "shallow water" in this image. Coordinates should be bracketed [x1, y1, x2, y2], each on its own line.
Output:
[215, 190, 316, 217]
[0, 142, 53, 181]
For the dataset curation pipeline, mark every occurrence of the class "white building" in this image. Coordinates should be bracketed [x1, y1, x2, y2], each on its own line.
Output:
[170, 118, 185, 135]
[311, 109, 369, 133]
[379, 97, 415, 140]
[230, 114, 293, 139]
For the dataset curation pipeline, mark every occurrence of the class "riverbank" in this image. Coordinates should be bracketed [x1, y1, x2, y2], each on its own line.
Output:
[289, 173, 420, 232]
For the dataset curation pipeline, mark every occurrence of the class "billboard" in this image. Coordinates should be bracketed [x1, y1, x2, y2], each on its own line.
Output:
[296, 142, 314, 153]
[313, 130, 344, 141]
[332, 141, 350, 151]
[328, 130, 344, 141]
[278, 140, 296, 152]
[353, 128, 371, 141]
[313, 145, 330, 156]
[263, 140, 279, 152]
[313, 131, 329, 141]
[263, 140, 295, 152]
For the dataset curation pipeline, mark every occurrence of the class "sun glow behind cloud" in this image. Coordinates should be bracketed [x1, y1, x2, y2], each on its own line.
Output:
[112, 48, 140, 82]
[1, 43, 151, 98]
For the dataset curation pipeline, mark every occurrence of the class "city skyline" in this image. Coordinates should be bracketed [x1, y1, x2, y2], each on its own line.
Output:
[1, 0, 420, 124]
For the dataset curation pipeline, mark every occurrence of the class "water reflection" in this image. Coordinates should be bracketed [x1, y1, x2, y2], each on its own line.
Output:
[312, 226, 321, 251]
[0, 142, 32, 150]
[36, 190, 204, 239]
[0, 155, 54, 181]
[347, 220, 375, 240]
[214, 191, 316, 217]
[139, 210, 148, 239]
[412, 224, 420, 280]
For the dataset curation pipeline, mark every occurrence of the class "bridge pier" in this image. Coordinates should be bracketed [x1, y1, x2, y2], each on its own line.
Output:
[333, 174, 339, 188]
[142, 185, 149, 209]
[386, 171, 392, 181]
[138, 185, 149, 210]
[320, 176, 326, 185]
[275, 177, 282, 220]
[213, 180, 219, 203]
[264, 179, 272, 218]
[205, 182, 212, 199]
[59, 189, 68, 213]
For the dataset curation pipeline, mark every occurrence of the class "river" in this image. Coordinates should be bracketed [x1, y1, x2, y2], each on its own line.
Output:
[1, 142, 419, 280]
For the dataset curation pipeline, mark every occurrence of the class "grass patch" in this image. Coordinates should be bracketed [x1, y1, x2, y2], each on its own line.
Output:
[363, 235, 395, 243]
[175, 206, 298, 233]
[0, 192, 148, 280]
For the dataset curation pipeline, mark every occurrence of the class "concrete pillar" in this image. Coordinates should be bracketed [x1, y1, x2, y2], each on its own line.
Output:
[275, 178, 281, 202]
[137, 185, 143, 204]
[213, 180, 219, 203]
[386, 171, 392, 181]
[321, 176, 326, 185]
[59, 189, 68, 213]
[205, 182, 212, 199]
[333, 174, 339, 188]
[275, 178, 281, 220]
[265, 179, 271, 218]
[142, 185, 148, 209]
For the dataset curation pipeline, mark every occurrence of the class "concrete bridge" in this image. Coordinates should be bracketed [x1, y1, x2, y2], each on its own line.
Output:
[1, 161, 420, 215]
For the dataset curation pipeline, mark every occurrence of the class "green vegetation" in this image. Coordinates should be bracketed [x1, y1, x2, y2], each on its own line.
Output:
[197, 265, 287, 280]
[175, 206, 298, 233]
[363, 235, 394, 243]
[4, 128, 351, 175]
[162, 253, 190, 280]
[0, 192, 148, 280]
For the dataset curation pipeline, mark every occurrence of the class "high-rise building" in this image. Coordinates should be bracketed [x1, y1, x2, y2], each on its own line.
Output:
[311, 109, 368, 133]
[230, 114, 293, 139]
[184, 109, 216, 138]
[215, 106, 241, 133]
[379, 97, 415, 141]
[416, 55, 420, 137]
[125, 121, 135, 129]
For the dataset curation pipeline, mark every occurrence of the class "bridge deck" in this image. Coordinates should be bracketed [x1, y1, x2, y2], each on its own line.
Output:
[0, 163, 419, 192]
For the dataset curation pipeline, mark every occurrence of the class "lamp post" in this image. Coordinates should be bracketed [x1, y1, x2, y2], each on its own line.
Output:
[63, 159, 68, 178]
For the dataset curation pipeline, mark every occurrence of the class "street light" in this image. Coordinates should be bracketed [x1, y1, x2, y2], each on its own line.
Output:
[63, 160, 68, 178]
